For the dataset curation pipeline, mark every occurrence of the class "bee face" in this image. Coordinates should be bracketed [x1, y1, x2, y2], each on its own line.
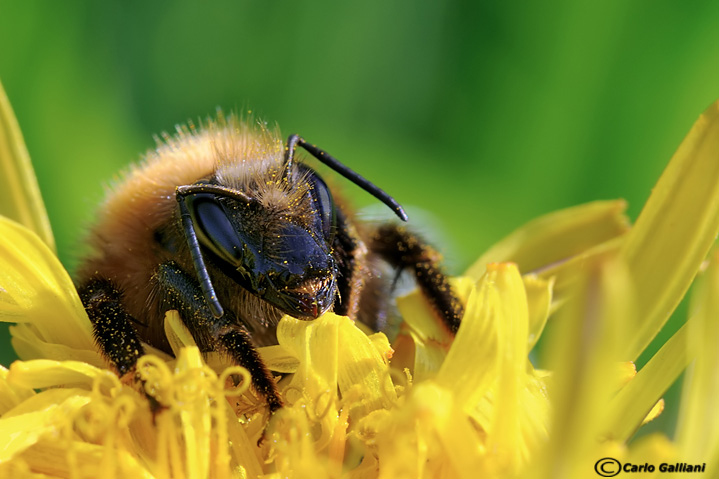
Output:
[185, 165, 338, 318]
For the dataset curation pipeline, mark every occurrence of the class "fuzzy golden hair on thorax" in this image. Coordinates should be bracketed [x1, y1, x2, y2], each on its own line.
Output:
[163, 113, 314, 220]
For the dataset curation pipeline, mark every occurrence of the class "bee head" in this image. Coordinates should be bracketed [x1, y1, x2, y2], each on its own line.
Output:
[175, 133, 406, 320]
[181, 164, 337, 319]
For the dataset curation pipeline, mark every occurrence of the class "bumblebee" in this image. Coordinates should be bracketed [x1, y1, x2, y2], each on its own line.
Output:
[76, 115, 463, 412]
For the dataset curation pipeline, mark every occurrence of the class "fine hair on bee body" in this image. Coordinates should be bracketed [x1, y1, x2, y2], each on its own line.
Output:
[76, 112, 464, 413]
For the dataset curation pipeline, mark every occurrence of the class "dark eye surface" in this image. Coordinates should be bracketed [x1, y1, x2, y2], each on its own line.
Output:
[188, 193, 244, 265]
[303, 167, 336, 242]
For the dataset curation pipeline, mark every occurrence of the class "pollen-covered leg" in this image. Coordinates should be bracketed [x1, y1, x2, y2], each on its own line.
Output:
[77, 277, 145, 378]
[155, 261, 284, 412]
[370, 224, 464, 334]
[215, 327, 283, 412]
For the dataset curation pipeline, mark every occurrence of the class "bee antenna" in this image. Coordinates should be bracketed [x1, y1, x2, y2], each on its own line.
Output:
[176, 186, 225, 318]
[283, 134, 408, 222]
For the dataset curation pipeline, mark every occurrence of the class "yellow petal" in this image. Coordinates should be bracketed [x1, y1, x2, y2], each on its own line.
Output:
[400, 327, 447, 382]
[395, 276, 474, 380]
[396, 277, 474, 346]
[412, 381, 483, 478]
[12, 438, 155, 479]
[163, 310, 199, 355]
[620, 99, 719, 360]
[270, 405, 333, 479]
[0, 391, 91, 463]
[0, 365, 34, 416]
[0, 80, 54, 251]
[438, 264, 525, 412]
[0, 217, 96, 356]
[7, 358, 113, 391]
[624, 433, 677, 474]
[485, 264, 531, 469]
[273, 312, 397, 475]
[334, 314, 396, 419]
[367, 331, 393, 362]
[537, 236, 623, 305]
[465, 200, 629, 279]
[676, 247, 719, 464]
[605, 321, 691, 442]
[523, 274, 553, 351]
[365, 381, 483, 479]
[175, 347, 212, 479]
[275, 313, 340, 453]
[257, 344, 300, 374]
[277, 313, 339, 402]
[9, 322, 106, 368]
[537, 256, 632, 477]
[1, 387, 89, 419]
[439, 263, 536, 473]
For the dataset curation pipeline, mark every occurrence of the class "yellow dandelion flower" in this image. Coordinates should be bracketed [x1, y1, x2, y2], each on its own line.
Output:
[1, 74, 718, 478]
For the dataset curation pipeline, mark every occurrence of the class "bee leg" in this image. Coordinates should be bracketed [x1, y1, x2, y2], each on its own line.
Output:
[78, 277, 146, 379]
[214, 327, 283, 412]
[156, 261, 283, 412]
[370, 224, 464, 334]
[78, 278, 168, 413]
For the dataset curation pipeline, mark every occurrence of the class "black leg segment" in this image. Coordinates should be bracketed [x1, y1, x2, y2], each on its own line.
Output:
[155, 261, 283, 411]
[370, 224, 464, 334]
[78, 277, 146, 377]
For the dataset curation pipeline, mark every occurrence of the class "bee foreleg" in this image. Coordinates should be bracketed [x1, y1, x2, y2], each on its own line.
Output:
[155, 261, 283, 412]
[78, 277, 146, 378]
[369, 224, 464, 334]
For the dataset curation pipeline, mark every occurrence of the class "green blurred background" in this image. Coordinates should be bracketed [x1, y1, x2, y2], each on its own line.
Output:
[0, 1, 717, 439]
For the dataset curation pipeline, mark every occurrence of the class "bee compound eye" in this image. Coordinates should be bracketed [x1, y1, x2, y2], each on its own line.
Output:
[304, 169, 336, 242]
[188, 193, 244, 266]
